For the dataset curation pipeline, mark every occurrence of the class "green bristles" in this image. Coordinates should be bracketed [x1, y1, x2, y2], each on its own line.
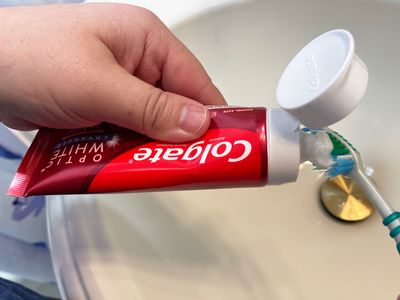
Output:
[327, 132, 350, 156]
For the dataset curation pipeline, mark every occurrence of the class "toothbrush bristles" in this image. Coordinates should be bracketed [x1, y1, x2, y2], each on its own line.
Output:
[327, 158, 355, 177]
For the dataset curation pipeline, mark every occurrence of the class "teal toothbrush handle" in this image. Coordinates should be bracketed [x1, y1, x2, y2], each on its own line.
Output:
[351, 169, 400, 255]
[383, 212, 400, 254]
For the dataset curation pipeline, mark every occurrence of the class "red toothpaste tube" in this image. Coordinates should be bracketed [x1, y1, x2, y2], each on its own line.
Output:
[8, 107, 301, 197]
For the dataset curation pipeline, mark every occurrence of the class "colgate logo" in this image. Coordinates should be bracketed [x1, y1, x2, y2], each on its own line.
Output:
[305, 53, 321, 91]
[130, 139, 252, 164]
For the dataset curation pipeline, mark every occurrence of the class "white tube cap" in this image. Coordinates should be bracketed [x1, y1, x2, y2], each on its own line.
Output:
[276, 29, 368, 128]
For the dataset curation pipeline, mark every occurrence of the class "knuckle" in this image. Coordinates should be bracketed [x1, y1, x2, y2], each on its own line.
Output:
[122, 5, 159, 27]
[135, 6, 159, 23]
[142, 90, 172, 134]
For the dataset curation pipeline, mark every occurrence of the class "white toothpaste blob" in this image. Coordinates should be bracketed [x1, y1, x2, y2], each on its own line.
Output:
[300, 129, 333, 169]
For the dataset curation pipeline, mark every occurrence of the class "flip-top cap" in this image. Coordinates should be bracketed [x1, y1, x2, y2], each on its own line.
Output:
[276, 29, 368, 128]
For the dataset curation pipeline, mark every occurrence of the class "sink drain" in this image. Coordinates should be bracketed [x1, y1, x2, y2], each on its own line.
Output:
[321, 175, 374, 222]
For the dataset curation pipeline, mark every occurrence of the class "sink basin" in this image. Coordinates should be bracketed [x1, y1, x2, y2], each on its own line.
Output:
[48, 0, 400, 299]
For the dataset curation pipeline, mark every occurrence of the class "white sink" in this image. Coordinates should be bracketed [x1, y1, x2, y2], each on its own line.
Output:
[48, 0, 400, 299]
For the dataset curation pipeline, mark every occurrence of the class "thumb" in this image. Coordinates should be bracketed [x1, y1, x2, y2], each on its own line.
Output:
[93, 67, 210, 143]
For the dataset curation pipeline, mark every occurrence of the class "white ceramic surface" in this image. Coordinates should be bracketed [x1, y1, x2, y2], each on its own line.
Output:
[48, 0, 400, 299]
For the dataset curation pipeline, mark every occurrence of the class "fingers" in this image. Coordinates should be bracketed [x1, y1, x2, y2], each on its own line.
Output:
[92, 65, 210, 143]
[117, 8, 226, 106]
[90, 7, 225, 142]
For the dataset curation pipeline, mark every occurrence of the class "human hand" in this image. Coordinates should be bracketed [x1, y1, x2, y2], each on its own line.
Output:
[0, 3, 225, 142]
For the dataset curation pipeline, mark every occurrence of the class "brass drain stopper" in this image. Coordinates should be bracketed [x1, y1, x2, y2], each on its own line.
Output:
[321, 175, 374, 221]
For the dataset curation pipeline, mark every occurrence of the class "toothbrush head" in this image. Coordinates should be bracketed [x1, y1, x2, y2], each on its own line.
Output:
[325, 131, 356, 177]
[301, 128, 356, 177]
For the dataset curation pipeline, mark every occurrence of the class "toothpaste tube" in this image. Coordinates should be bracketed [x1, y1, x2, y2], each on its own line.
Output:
[8, 107, 301, 196]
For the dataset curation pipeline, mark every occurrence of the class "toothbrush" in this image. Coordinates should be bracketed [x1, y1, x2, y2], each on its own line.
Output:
[305, 128, 400, 254]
